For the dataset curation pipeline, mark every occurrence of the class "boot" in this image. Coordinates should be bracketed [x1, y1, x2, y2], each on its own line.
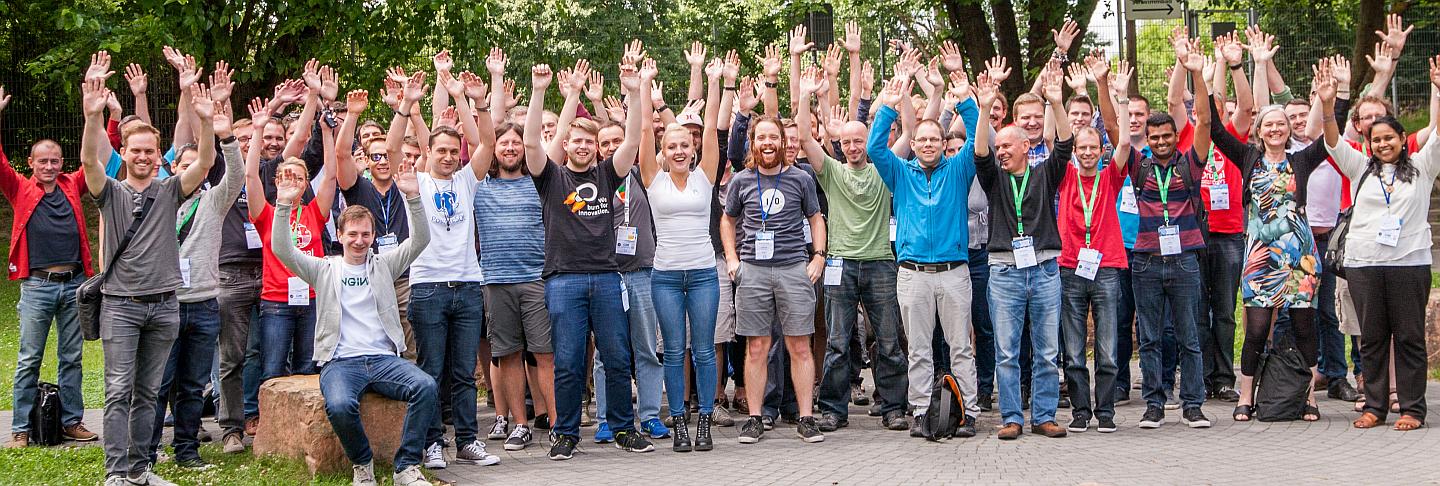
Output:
[694, 413, 714, 451]
[670, 415, 692, 452]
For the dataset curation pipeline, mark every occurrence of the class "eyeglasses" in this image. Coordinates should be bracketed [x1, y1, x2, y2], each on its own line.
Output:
[369, 153, 388, 162]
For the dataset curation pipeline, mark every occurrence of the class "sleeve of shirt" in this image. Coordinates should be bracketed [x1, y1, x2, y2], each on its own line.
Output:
[1044, 137, 1075, 192]
[94, 178, 116, 207]
[800, 172, 821, 218]
[105, 151, 123, 179]
[857, 97, 874, 125]
[1176, 120, 1196, 154]
[723, 173, 745, 218]
[974, 149, 998, 193]
[1324, 138, 1368, 180]
[727, 113, 752, 172]
[0, 143, 22, 201]
[867, 106, 904, 189]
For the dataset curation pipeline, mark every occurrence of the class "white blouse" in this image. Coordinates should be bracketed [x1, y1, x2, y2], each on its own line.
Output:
[1325, 132, 1440, 267]
[648, 169, 716, 271]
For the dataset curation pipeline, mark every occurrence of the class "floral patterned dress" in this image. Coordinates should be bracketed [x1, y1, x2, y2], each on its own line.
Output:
[1241, 158, 1320, 308]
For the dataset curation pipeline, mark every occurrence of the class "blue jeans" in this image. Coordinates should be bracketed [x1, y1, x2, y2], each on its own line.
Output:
[407, 282, 483, 446]
[989, 259, 1062, 425]
[652, 268, 720, 417]
[320, 355, 437, 470]
[150, 299, 220, 463]
[1061, 268, 1120, 420]
[1312, 235, 1349, 380]
[819, 259, 906, 419]
[595, 270, 662, 424]
[969, 248, 995, 396]
[257, 299, 317, 381]
[1115, 250, 1135, 396]
[1200, 233, 1243, 390]
[12, 275, 86, 433]
[547, 272, 634, 437]
[1131, 252, 1206, 409]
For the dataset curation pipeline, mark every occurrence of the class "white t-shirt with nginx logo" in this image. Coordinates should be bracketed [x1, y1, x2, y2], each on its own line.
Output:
[411, 171, 483, 284]
[334, 262, 396, 359]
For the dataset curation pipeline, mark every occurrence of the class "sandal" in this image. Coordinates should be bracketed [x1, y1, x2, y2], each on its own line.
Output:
[1303, 404, 1321, 422]
[1232, 405, 1253, 422]
[1352, 412, 1383, 429]
[1394, 415, 1423, 431]
[1389, 392, 1400, 414]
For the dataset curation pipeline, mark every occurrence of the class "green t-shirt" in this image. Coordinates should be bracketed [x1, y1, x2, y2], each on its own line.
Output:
[813, 156, 894, 260]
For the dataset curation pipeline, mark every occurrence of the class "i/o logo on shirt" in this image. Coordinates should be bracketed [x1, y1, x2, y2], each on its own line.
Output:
[565, 182, 600, 214]
[761, 188, 786, 214]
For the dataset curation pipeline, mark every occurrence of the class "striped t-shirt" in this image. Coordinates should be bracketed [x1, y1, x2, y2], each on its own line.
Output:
[474, 175, 546, 284]
[1129, 148, 1207, 254]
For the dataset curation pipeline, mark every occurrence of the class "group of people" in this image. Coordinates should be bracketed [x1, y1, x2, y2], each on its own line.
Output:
[1, 13, 1436, 486]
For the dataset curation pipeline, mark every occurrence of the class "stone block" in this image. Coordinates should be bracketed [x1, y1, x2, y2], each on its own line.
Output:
[252, 375, 408, 476]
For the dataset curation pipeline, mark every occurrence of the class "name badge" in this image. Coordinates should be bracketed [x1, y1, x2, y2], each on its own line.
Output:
[179, 258, 192, 288]
[616, 225, 638, 255]
[1119, 190, 1139, 214]
[619, 278, 630, 312]
[824, 258, 843, 286]
[1158, 225, 1182, 255]
[376, 233, 399, 253]
[802, 219, 813, 244]
[287, 276, 309, 306]
[1377, 215, 1402, 247]
[244, 222, 262, 249]
[1208, 183, 1230, 210]
[755, 230, 775, 260]
[1012, 236, 1037, 269]
[1076, 248, 1102, 280]
[889, 217, 898, 242]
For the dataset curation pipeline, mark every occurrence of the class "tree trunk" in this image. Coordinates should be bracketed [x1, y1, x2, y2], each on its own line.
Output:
[990, 0, 1026, 98]
[1351, 0, 1386, 94]
[941, 0, 997, 77]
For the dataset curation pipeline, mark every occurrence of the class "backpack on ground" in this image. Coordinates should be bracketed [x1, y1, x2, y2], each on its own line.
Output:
[924, 373, 968, 441]
[29, 382, 64, 446]
[1253, 335, 1312, 422]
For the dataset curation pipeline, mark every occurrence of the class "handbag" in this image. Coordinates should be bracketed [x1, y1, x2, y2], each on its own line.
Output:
[77, 194, 155, 341]
[28, 382, 63, 446]
[1323, 172, 1369, 279]
[1253, 333, 1313, 422]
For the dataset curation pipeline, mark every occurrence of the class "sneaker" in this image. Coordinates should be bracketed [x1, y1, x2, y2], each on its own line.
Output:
[881, 410, 909, 431]
[867, 402, 883, 417]
[62, 422, 98, 441]
[593, 422, 614, 443]
[175, 457, 213, 470]
[124, 470, 177, 486]
[504, 425, 533, 451]
[548, 434, 579, 460]
[760, 415, 775, 430]
[105, 476, 130, 486]
[222, 433, 245, 454]
[1058, 395, 1071, 409]
[1097, 417, 1118, 433]
[392, 465, 429, 486]
[909, 414, 929, 438]
[1214, 386, 1241, 402]
[1138, 406, 1165, 428]
[456, 440, 500, 466]
[1032, 421, 1068, 438]
[614, 430, 655, 453]
[738, 416, 764, 444]
[1181, 407, 1212, 428]
[7, 432, 28, 448]
[487, 415, 509, 440]
[670, 415, 693, 452]
[710, 402, 735, 427]
[422, 442, 447, 469]
[351, 461, 378, 486]
[851, 384, 871, 406]
[1328, 380, 1361, 402]
[816, 413, 846, 432]
[796, 416, 825, 443]
[641, 418, 671, 439]
[532, 413, 551, 430]
[1067, 416, 1089, 433]
[954, 416, 977, 438]
[694, 413, 714, 451]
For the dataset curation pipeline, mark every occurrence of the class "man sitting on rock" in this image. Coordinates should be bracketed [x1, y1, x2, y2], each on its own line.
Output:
[269, 150, 468, 485]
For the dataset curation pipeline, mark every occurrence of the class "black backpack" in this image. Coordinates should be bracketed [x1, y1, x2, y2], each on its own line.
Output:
[923, 374, 968, 441]
[1253, 335, 1312, 422]
[29, 382, 64, 446]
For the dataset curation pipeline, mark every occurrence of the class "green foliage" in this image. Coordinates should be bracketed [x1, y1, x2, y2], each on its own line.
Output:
[0, 442, 399, 485]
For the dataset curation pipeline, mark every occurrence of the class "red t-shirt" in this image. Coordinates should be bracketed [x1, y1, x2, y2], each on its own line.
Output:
[254, 201, 328, 302]
[1191, 122, 1246, 234]
[1059, 163, 1130, 268]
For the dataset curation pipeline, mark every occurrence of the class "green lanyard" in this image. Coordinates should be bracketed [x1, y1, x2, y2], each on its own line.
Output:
[1075, 172, 1100, 247]
[1009, 169, 1031, 235]
[1153, 165, 1173, 225]
[291, 204, 304, 246]
[175, 198, 201, 236]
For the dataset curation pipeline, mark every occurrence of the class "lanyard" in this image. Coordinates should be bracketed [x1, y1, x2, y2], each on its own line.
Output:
[756, 172, 775, 229]
[378, 187, 394, 230]
[1153, 165, 1174, 224]
[1377, 170, 1397, 207]
[175, 197, 201, 235]
[291, 204, 305, 246]
[620, 174, 633, 226]
[1076, 172, 1100, 247]
[1008, 169, 1031, 235]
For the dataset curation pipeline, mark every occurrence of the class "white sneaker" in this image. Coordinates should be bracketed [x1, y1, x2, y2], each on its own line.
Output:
[125, 471, 177, 486]
[487, 415, 509, 440]
[104, 476, 130, 486]
[351, 462, 378, 486]
[456, 440, 500, 466]
[504, 425, 533, 451]
[393, 465, 430, 486]
[422, 442, 447, 469]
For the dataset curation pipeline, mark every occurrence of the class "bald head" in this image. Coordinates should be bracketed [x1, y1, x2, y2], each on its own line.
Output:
[28, 139, 64, 186]
[994, 126, 1030, 174]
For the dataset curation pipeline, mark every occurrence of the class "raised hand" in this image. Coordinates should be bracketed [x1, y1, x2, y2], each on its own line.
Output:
[1219, 33, 1245, 65]
[722, 50, 740, 82]
[1313, 59, 1337, 102]
[433, 49, 453, 75]
[381, 78, 403, 111]
[0, 85, 10, 114]
[192, 84, 215, 120]
[1329, 55, 1352, 88]
[1052, 19, 1080, 54]
[640, 58, 659, 82]
[1065, 63, 1089, 92]
[1374, 13, 1413, 57]
[603, 95, 626, 121]
[247, 97, 271, 128]
[346, 89, 369, 115]
[1179, 39, 1207, 72]
[161, 46, 187, 71]
[1085, 49, 1110, 80]
[825, 105, 848, 136]
[568, 59, 591, 94]
[555, 69, 578, 99]
[650, 80, 667, 107]
[302, 59, 322, 93]
[680, 99, 705, 119]
[85, 51, 114, 83]
[584, 70, 604, 101]
[1430, 55, 1440, 91]
[924, 57, 944, 90]
[844, 22, 862, 53]
[798, 67, 827, 96]
[1366, 41, 1396, 76]
[737, 77, 760, 112]
[105, 91, 121, 114]
[275, 165, 307, 205]
[403, 71, 427, 103]
[877, 76, 908, 108]
[1041, 65, 1064, 104]
[1246, 29, 1278, 63]
[976, 72, 999, 113]
[860, 61, 875, 97]
[1202, 57, 1216, 84]
[985, 55, 1012, 84]
[623, 39, 647, 66]
[948, 70, 973, 100]
[209, 61, 235, 102]
[486, 47, 508, 76]
[789, 25, 813, 56]
[823, 44, 844, 77]
[895, 49, 922, 80]
[124, 64, 148, 95]
[319, 65, 339, 102]
[212, 100, 235, 138]
[386, 66, 409, 84]
[440, 70, 465, 98]
[461, 71, 489, 102]
[1110, 60, 1134, 97]
[394, 158, 419, 197]
[437, 106, 458, 128]
[618, 62, 639, 93]
[940, 40, 965, 73]
[503, 79, 519, 109]
[81, 78, 110, 117]
[685, 41, 706, 68]
[531, 64, 554, 92]
[705, 58, 724, 81]
[762, 44, 783, 78]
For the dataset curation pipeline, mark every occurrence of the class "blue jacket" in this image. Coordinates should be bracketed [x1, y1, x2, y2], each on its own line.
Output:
[867, 99, 980, 264]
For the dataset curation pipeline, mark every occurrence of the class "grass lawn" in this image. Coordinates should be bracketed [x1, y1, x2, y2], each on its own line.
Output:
[0, 279, 107, 410]
[0, 443, 372, 485]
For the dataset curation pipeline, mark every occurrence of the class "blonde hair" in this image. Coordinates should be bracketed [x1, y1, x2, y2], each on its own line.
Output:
[120, 122, 162, 147]
[277, 157, 310, 180]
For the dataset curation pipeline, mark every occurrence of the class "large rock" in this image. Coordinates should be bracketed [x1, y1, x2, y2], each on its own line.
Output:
[252, 375, 408, 475]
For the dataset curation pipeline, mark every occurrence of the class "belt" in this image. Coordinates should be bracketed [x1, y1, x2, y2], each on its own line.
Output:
[125, 291, 175, 303]
[32, 268, 81, 283]
[420, 281, 473, 288]
[898, 261, 965, 273]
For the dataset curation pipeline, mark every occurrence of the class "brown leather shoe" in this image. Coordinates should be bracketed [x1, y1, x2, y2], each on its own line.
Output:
[6, 432, 28, 448]
[244, 416, 259, 436]
[1032, 421, 1068, 438]
[997, 423, 1023, 440]
[62, 422, 98, 441]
